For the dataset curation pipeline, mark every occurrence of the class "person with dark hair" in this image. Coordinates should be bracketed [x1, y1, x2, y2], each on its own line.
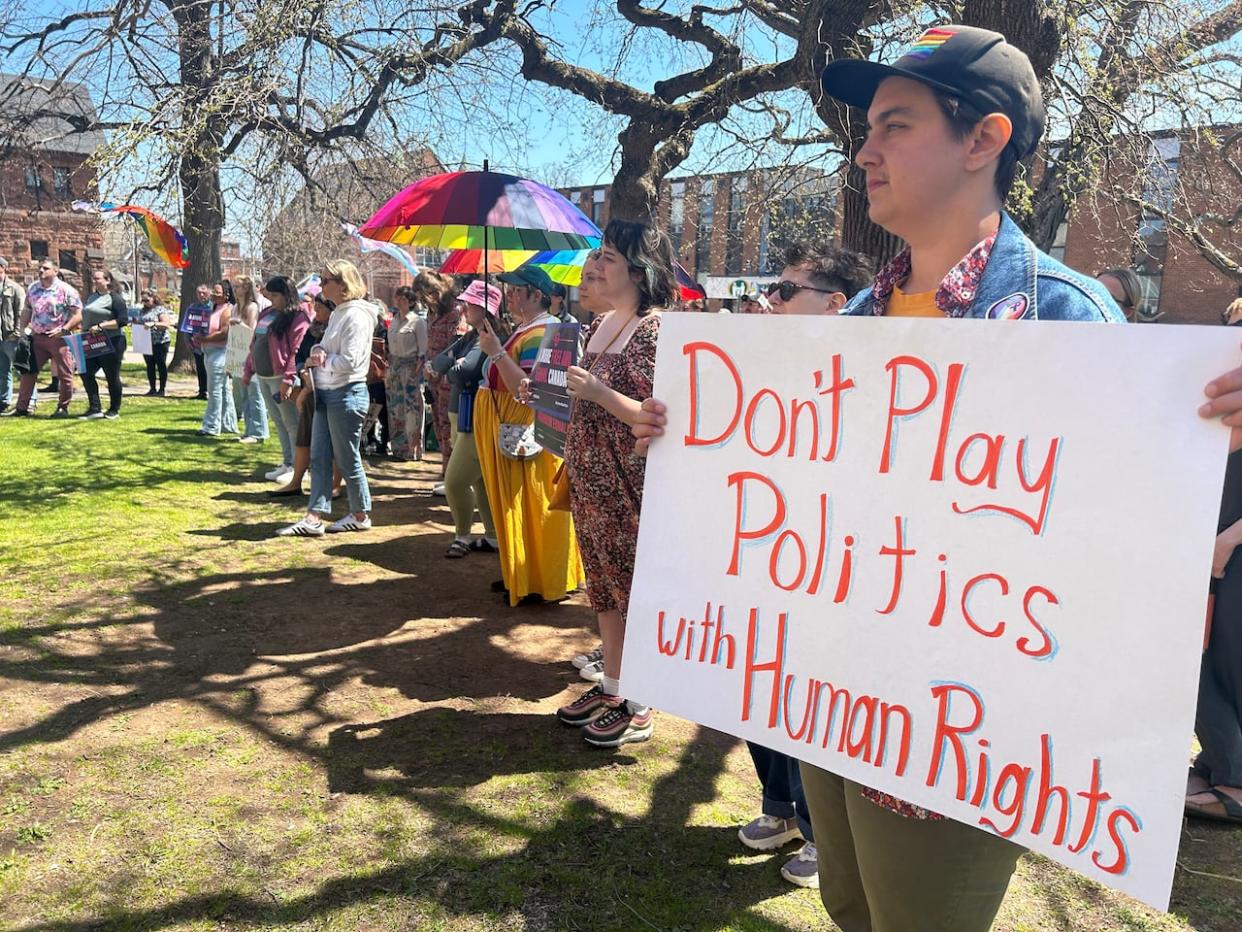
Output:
[766, 243, 874, 316]
[475, 264, 584, 605]
[633, 24, 1126, 931]
[245, 276, 312, 484]
[138, 289, 174, 396]
[1096, 268, 1142, 322]
[78, 268, 129, 420]
[181, 283, 212, 400]
[387, 284, 429, 461]
[553, 218, 673, 748]
[0, 257, 27, 414]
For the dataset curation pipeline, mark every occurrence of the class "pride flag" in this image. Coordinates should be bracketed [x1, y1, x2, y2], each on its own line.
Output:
[75, 201, 190, 269]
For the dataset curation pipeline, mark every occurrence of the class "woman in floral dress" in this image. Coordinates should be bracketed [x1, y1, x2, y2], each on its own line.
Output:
[554, 219, 677, 749]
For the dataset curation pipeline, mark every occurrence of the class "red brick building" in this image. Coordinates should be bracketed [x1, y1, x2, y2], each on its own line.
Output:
[1054, 132, 1241, 326]
[563, 166, 836, 302]
[0, 75, 104, 289]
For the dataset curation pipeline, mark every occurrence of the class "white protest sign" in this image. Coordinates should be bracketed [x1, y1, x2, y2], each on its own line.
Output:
[224, 322, 253, 378]
[624, 313, 1236, 910]
[130, 323, 153, 357]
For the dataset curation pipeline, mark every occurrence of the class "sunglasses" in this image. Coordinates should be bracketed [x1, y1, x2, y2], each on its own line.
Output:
[320, 274, 341, 284]
[767, 280, 838, 302]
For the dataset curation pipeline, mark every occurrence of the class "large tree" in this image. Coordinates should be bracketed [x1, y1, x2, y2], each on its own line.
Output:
[1, 0, 510, 364]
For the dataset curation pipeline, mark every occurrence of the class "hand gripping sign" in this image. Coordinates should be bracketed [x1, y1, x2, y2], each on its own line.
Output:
[624, 313, 1236, 910]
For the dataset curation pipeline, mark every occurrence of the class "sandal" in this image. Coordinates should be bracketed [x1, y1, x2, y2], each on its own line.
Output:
[471, 538, 498, 553]
[1185, 787, 1242, 824]
[445, 539, 471, 559]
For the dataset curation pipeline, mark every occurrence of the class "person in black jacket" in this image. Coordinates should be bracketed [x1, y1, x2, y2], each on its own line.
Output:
[79, 268, 129, 419]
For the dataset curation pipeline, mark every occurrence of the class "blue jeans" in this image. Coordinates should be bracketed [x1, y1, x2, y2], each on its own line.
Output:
[747, 742, 813, 842]
[233, 373, 269, 439]
[259, 375, 299, 467]
[0, 339, 15, 407]
[309, 382, 372, 516]
[201, 345, 238, 434]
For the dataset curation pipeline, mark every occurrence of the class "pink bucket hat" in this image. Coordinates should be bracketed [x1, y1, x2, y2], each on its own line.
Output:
[458, 279, 503, 316]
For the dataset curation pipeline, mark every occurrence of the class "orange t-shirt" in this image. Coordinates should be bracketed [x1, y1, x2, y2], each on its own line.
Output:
[886, 285, 944, 318]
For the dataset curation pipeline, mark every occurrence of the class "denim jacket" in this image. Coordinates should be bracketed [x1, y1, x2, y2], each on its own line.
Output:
[843, 213, 1126, 324]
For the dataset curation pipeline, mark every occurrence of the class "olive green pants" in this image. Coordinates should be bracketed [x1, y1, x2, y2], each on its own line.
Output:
[799, 764, 1024, 932]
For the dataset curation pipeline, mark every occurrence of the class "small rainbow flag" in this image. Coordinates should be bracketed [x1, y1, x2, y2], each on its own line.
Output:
[77, 202, 190, 269]
[902, 27, 956, 61]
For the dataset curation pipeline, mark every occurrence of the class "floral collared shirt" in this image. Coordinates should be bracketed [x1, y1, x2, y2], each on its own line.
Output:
[864, 229, 999, 319]
[851, 228, 998, 822]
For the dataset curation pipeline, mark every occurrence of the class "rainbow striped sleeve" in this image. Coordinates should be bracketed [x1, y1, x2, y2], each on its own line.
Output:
[509, 325, 547, 374]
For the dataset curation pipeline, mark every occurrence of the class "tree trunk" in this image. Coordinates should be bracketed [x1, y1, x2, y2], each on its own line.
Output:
[172, 151, 224, 371]
[169, 0, 224, 372]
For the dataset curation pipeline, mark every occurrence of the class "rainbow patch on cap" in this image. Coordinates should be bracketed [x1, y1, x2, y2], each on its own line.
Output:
[902, 27, 956, 61]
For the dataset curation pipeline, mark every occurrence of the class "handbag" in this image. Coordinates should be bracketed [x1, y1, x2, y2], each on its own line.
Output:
[497, 418, 543, 459]
[548, 460, 571, 511]
[367, 337, 389, 384]
[13, 334, 35, 374]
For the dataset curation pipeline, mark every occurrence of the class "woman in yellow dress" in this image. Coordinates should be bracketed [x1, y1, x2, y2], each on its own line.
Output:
[474, 266, 584, 606]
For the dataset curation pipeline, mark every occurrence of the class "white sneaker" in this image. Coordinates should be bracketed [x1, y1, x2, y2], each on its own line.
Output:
[327, 514, 372, 533]
[780, 843, 820, 889]
[738, 814, 801, 851]
[579, 659, 604, 683]
[572, 645, 604, 670]
[431, 482, 446, 497]
[277, 516, 325, 537]
[265, 465, 291, 480]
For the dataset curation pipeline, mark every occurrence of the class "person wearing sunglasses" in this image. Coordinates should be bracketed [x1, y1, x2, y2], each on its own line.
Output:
[10, 259, 82, 418]
[765, 244, 874, 317]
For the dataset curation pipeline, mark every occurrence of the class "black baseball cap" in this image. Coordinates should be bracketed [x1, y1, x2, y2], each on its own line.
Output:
[820, 25, 1045, 158]
[498, 265, 555, 295]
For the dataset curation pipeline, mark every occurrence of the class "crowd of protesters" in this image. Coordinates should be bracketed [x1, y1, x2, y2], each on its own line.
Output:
[5, 23, 1242, 932]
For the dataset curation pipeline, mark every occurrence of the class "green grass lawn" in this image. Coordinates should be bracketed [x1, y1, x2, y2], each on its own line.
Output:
[0, 388, 1240, 931]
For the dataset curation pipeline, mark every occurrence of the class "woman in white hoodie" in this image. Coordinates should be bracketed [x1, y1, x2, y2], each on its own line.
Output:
[278, 260, 377, 537]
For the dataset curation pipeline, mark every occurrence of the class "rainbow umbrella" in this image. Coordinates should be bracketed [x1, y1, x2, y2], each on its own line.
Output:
[359, 164, 601, 286]
[439, 248, 539, 276]
[75, 201, 190, 269]
[520, 249, 590, 286]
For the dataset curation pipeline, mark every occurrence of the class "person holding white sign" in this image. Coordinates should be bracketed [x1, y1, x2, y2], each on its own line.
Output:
[632, 24, 1130, 932]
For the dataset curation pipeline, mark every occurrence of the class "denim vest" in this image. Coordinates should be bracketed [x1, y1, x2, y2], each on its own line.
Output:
[843, 213, 1126, 324]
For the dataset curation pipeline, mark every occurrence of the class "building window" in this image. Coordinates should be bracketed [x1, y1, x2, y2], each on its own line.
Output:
[591, 188, 606, 226]
[695, 179, 715, 275]
[24, 166, 41, 193]
[58, 249, 77, 272]
[30, 240, 49, 260]
[668, 181, 685, 254]
[1048, 221, 1069, 263]
[725, 177, 748, 275]
[53, 168, 71, 197]
[1133, 138, 1181, 320]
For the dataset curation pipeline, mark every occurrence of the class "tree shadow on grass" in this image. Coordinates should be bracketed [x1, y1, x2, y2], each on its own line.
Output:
[15, 728, 805, 932]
